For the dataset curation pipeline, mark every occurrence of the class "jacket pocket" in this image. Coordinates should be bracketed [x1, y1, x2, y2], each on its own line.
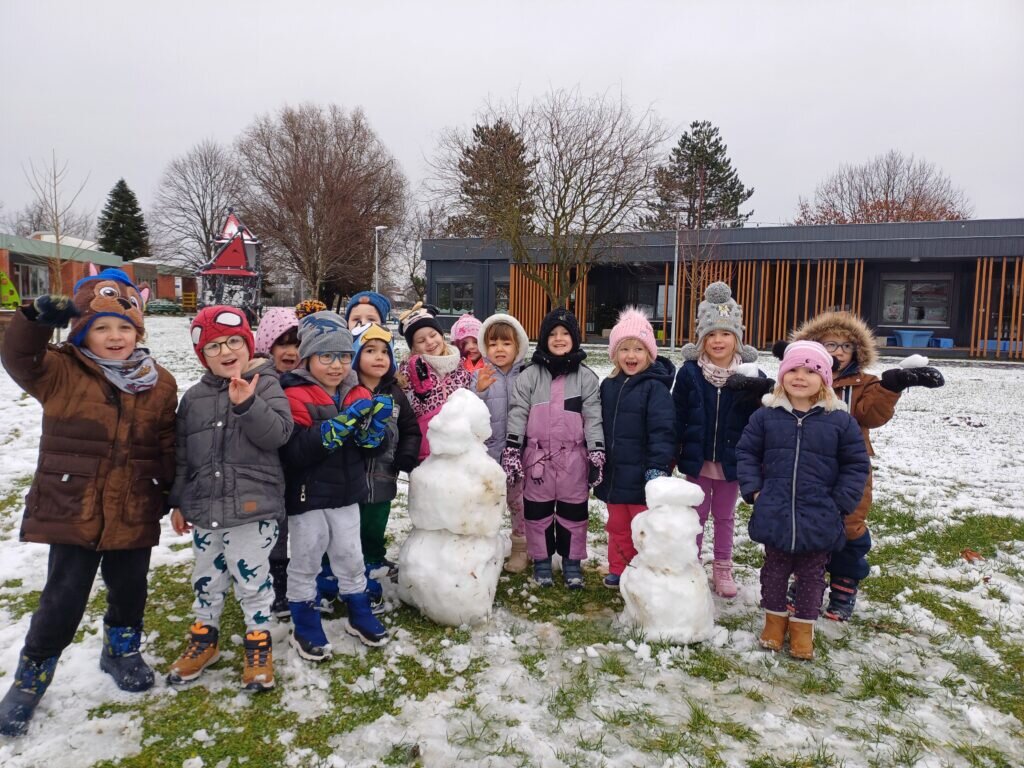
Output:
[29, 454, 102, 523]
[232, 466, 280, 517]
[126, 459, 168, 523]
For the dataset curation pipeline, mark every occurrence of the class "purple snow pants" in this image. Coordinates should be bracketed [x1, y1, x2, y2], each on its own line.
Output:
[761, 546, 830, 621]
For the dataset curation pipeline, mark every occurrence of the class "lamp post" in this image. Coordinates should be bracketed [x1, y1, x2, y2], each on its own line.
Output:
[671, 212, 680, 352]
[373, 225, 388, 294]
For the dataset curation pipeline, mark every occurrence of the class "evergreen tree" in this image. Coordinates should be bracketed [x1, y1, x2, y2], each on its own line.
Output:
[96, 178, 151, 259]
[446, 119, 537, 238]
[644, 120, 754, 230]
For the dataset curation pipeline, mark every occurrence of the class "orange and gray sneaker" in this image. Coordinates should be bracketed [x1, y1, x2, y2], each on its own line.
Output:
[242, 629, 274, 692]
[167, 622, 220, 685]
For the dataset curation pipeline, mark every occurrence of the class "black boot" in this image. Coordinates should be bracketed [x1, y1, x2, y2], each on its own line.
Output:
[270, 559, 290, 620]
[0, 654, 58, 737]
[100, 624, 155, 692]
[824, 577, 859, 622]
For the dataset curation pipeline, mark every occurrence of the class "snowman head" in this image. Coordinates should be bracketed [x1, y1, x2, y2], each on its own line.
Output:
[426, 388, 492, 456]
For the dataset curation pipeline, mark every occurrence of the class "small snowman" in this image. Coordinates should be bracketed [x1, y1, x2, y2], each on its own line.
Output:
[397, 389, 506, 626]
[620, 476, 716, 643]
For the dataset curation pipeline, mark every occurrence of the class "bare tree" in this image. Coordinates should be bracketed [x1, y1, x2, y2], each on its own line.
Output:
[431, 89, 669, 307]
[386, 199, 450, 303]
[150, 139, 245, 268]
[795, 150, 973, 224]
[3, 197, 93, 239]
[235, 103, 408, 307]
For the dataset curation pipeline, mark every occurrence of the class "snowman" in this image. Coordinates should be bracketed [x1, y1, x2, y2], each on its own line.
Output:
[397, 389, 507, 626]
[619, 476, 716, 643]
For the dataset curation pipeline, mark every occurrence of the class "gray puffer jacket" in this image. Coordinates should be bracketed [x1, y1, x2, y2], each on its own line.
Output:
[473, 313, 531, 462]
[169, 359, 293, 529]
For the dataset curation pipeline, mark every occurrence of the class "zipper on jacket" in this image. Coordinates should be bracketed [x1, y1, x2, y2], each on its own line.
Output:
[711, 388, 722, 462]
[790, 415, 804, 551]
[300, 484, 306, 502]
[607, 376, 632, 497]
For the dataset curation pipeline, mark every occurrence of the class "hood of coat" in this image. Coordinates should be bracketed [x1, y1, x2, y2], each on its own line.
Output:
[792, 311, 878, 370]
[478, 313, 531, 366]
[761, 389, 848, 414]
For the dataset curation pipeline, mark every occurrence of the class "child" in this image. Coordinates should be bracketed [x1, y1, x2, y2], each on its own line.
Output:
[736, 341, 870, 660]
[473, 313, 531, 572]
[350, 321, 421, 579]
[788, 312, 944, 620]
[345, 290, 390, 330]
[279, 312, 392, 655]
[253, 306, 301, 619]
[503, 309, 604, 589]
[451, 312, 486, 373]
[672, 282, 769, 598]
[0, 271, 177, 736]
[594, 308, 676, 589]
[166, 306, 293, 692]
[397, 303, 474, 460]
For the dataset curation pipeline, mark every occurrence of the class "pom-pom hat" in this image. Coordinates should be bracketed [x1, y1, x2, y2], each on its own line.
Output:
[398, 302, 444, 347]
[253, 307, 299, 355]
[190, 306, 255, 368]
[681, 282, 759, 363]
[345, 291, 391, 324]
[295, 299, 327, 319]
[608, 307, 657, 361]
[778, 340, 834, 389]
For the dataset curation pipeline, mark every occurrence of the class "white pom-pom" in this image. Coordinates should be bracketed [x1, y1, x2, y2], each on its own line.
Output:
[735, 363, 760, 377]
[899, 354, 929, 369]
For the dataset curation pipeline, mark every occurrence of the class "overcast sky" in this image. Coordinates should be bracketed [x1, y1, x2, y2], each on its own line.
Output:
[2, 0, 1022, 231]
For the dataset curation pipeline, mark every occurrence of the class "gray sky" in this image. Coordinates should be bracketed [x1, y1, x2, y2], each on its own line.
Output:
[2, 0, 1022, 230]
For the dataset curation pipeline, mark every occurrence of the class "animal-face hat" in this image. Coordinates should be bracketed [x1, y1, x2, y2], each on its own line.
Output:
[69, 267, 148, 345]
[352, 322, 396, 375]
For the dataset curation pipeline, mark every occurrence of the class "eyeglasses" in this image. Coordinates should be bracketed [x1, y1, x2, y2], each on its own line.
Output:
[316, 352, 353, 366]
[202, 336, 247, 358]
[822, 342, 856, 353]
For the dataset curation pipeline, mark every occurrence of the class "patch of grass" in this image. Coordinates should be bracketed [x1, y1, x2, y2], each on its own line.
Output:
[671, 644, 740, 683]
[747, 743, 845, 768]
[950, 742, 1014, 768]
[596, 653, 627, 679]
[852, 663, 924, 713]
[944, 646, 1024, 724]
[879, 512, 1024, 568]
[548, 666, 597, 721]
[382, 741, 423, 767]
[559, 617, 618, 648]
[519, 650, 545, 678]
[797, 665, 842, 695]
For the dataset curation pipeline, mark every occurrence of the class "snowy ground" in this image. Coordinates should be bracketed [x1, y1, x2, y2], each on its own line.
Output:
[1, 315, 1023, 767]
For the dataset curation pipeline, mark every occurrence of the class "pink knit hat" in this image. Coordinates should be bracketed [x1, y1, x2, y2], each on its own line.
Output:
[253, 307, 300, 355]
[450, 313, 482, 348]
[778, 340, 834, 388]
[608, 307, 658, 361]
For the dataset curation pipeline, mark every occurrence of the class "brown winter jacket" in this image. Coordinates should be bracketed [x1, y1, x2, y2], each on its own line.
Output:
[793, 312, 900, 539]
[1, 309, 178, 550]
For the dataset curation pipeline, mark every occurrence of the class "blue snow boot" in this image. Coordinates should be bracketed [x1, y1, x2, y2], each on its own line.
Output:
[0, 654, 58, 737]
[315, 561, 339, 614]
[824, 577, 859, 622]
[342, 593, 389, 647]
[533, 558, 554, 588]
[365, 557, 399, 581]
[365, 577, 386, 616]
[563, 559, 584, 590]
[100, 624, 154, 692]
[288, 600, 332, 661]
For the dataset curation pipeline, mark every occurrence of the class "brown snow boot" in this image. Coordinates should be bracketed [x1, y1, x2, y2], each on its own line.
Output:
[788, 618, 815, 660]
[759, 610, 789, 651]
[504, 535, 529, 573]
[167, 622, 220, 684]
[242, 629, 274, 692]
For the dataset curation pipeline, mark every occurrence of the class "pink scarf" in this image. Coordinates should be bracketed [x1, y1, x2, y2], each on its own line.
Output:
[697, 353, 741, 388]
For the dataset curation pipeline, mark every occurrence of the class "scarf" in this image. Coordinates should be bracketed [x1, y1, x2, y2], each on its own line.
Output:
[531, 347, 587, 377]
[697, 353, 740, 388]
[420, 345, 462, 378]
[80, 347, 160, 394]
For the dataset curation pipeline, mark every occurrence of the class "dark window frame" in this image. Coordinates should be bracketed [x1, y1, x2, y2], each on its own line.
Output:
[435, 280, 475, 314]
[877, 272, 954, 328]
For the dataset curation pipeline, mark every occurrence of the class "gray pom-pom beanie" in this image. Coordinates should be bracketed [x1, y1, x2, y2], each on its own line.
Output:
[687, 282, 758, 363]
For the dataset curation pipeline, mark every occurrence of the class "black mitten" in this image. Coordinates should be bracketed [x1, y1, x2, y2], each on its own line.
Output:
[880, 366, 945, 393]
[725, 373, 775, 396]
[771, 340, 789, 360]
[31, 295, 80, 328]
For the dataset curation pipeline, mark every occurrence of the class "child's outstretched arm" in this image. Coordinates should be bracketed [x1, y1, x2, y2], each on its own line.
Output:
[832, 416, 871, 514]
[232, 374, 294, 450]
[0, 304, 73, 401]
[735, 411, 766, 504]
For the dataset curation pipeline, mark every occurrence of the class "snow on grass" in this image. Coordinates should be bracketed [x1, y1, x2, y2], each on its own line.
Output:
[0, 316, 1021, 766]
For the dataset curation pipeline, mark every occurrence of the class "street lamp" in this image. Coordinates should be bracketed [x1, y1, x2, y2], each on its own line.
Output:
[373, 225, 388, 294]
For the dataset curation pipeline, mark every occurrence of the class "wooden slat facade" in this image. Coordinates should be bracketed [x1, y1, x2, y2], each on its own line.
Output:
[970, 256, 1024, 359]
[509, 264, 590, 340]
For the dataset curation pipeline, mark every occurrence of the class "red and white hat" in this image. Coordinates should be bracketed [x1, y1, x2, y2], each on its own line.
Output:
[190, 306, 255, 368]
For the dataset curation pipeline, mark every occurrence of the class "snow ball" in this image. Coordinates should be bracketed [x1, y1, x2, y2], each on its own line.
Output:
[645, 475, 704, 510]
[899, 354, 929, 369]
[585, 646, 599, 659]
[635, 643, 652, 661]
[735, 362, 760, 377]
[571, 656, 583, 665]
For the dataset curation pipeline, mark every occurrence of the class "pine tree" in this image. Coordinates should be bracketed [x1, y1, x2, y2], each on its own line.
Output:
[446, 119, 537, 238]
[644, 120, 754, 230]
[96, 178, 151, 260]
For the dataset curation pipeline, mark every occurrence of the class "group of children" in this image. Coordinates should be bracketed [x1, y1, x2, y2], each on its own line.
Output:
[0, 271, 945, 736]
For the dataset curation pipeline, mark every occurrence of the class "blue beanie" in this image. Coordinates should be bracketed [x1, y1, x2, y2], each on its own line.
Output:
[345, 291, 391, 324]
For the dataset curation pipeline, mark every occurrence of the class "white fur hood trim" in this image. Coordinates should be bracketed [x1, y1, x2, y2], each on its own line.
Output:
[761, 390, 848, 413]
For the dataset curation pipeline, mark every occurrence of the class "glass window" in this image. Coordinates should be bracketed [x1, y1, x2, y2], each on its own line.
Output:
[436, 282, 474, 314]
[881, 282, 907, 323]
[494, 282, 509, 313]
[13, 263, 49, 299]
[879, 276, 951, 327]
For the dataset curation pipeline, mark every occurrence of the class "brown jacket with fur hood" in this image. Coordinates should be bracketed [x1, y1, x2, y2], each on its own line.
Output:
[792, 312, 900, 539]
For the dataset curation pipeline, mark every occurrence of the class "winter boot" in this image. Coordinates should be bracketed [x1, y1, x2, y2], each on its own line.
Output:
[288, 600, 332, 661]
[365, 577, 386, 615]
[603, 573, 621, 589]
[270, 559, 290, 620]
[563, 559, 584, 590]
[533, 558, 554, 588]
[786, 578, 798, 615]
[100, 624, 154, 692]
[824, 577, 859, 622]
[365, 558, 399, 581]
[504, 535, 530, 574]
[0, 654, 58, 737]
[242, 629, 274, 692]
[712, 560, 738, 598]
[342, 593, 389, 647]
[315, 560, 339, 614]
[167, 622, 220, 684]
[759, 610, 789, 652]
[788, 618, 815, 660]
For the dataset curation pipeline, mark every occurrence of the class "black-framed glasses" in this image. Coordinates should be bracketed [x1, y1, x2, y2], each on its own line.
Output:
[316, 351, 353, 366]
[822, 342, 856, 353]
[202, 336, 247, 358]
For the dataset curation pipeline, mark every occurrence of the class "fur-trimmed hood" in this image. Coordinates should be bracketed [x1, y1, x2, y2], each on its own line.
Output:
[761, 389, 848, 414]
[792, 312, 878, 369]
[478, 313, 531, 366]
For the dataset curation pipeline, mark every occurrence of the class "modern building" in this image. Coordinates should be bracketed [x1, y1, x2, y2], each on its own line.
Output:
[422, 218, 1024, 359]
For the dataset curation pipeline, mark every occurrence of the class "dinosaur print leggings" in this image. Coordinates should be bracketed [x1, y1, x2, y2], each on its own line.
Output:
[190, 521, 279, 631]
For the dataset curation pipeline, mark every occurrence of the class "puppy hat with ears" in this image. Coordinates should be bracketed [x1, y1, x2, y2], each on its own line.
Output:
[69, 266, 148, 346]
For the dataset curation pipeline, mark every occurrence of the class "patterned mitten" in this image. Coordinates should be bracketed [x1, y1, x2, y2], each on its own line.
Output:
[320, 398, 374, 450]
[644, 468, 667, 483]
[407, 356, 435, 396]
[501, 446, 524, 484]
[354, 394, 394, 449]
[587, 450, 606, 488]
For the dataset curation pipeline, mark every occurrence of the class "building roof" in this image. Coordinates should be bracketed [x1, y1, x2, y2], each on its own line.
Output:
[0, 233, 122, 267]
[423, 218, 1024, 264]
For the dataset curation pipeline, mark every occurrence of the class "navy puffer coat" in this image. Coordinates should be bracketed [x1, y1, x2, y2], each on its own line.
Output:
[735, 393, 870, 553]
[595, 356, 676, 505]
[672, 359, 764, 481]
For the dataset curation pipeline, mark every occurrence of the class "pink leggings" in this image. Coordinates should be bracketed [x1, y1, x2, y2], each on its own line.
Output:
[605, 503, 647, 575]
[687, 475, 739, 561]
